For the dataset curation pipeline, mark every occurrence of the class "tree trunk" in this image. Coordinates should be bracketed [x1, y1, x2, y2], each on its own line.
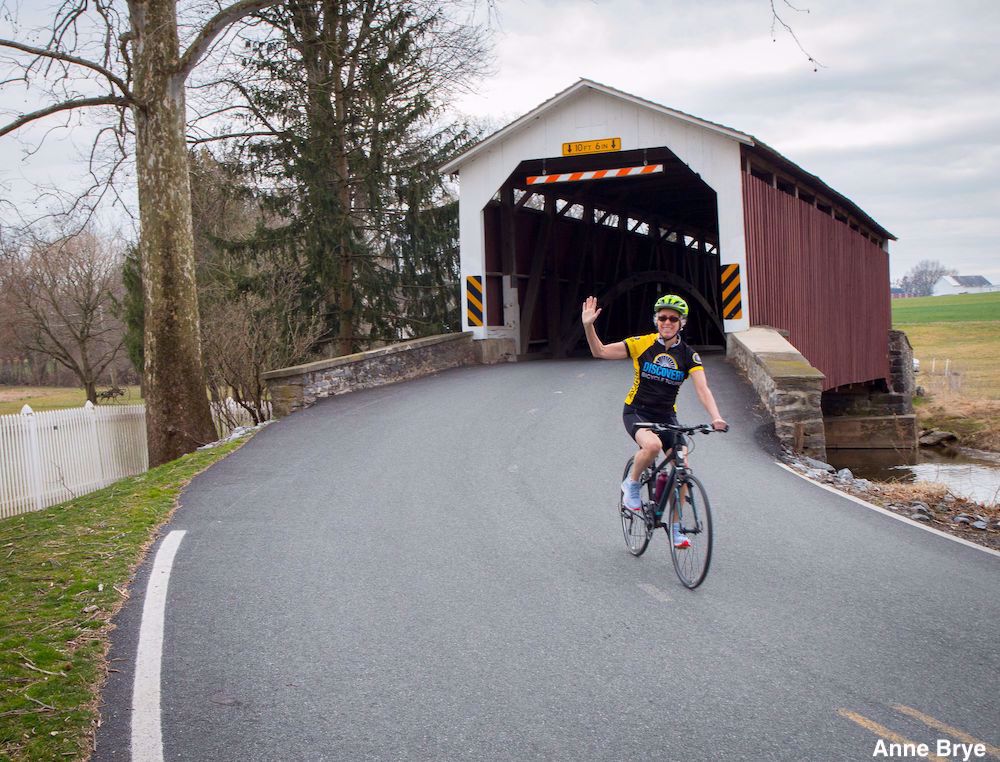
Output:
[85, 380, 97, 404]
[293, 0, 355, 357]
[130, 0, 217, 465]
[336, 237, 353, 356]
[332, 76, 354, 356]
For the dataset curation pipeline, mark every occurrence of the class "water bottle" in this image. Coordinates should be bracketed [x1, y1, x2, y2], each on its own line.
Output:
[654, 471, 668, 502]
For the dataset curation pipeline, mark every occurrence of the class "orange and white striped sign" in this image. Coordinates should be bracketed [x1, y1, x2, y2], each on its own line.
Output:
[526, 164, 663, 185]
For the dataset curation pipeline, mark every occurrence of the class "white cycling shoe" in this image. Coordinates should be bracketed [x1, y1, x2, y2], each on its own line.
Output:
[621, 479, 642, 512]
[672, 523, 691, 549]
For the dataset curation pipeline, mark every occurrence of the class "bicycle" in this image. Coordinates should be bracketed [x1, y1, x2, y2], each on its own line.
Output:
[619, 422, 726, 589]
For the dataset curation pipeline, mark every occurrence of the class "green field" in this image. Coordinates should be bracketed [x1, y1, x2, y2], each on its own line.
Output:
[892, 291, 1000, 447]
[893, 291, 999, 401]
[0, 386, 142, 416]
[891, 290, 1000, 324]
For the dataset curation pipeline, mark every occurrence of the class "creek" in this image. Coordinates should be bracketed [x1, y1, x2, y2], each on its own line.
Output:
[827, 447, 1000, 506]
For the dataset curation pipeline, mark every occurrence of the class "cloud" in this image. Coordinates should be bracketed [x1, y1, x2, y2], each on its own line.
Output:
[450, 0, 1000, 281]
[3, 0, 997, 280]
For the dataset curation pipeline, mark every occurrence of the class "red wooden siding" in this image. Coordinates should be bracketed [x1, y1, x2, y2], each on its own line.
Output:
[742, 174, 891, 391]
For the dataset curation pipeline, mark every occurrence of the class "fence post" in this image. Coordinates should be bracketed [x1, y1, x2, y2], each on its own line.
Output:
[84, 400, 107, 487]
[21, 404, 43, 512]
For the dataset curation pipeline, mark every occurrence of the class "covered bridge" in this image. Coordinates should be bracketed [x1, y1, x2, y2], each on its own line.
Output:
[441, 79, 896, 394]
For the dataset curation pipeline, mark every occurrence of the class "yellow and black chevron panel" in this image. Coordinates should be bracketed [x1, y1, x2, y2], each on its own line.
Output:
[466, 275, 484, 327]
[721, 264, 743, 320]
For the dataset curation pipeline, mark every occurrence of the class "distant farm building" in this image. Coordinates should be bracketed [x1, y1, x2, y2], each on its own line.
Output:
[932, 275, 997, 296]
[443, 79, 896, 393]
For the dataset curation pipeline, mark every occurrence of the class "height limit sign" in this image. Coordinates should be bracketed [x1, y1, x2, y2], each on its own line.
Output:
[561, 137, 621, 156]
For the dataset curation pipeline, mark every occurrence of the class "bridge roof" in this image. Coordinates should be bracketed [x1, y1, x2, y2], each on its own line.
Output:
[441, 78, 894, 241]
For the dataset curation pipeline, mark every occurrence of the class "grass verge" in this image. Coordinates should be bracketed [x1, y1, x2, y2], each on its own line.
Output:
[867, 480, 951, 505]
[0, 439, 243, 761]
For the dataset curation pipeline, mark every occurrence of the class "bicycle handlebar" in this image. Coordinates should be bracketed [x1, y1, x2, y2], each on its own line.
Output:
[635, 422, 729, 434]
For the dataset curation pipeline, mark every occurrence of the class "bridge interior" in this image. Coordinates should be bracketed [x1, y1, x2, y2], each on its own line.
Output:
[482, 146, 724, 357]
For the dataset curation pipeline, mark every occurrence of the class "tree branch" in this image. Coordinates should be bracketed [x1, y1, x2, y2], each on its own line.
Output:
[769, 0, 824, 70]
[212, 77, 284, 137]
[178, 0, 284, 77]
[0, 38, 134, 99]
[187, 130, 281, 146]
[0, 96, 132, 138]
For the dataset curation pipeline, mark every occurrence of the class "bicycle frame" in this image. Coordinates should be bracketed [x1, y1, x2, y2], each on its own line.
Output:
[640, 432, 692, 526]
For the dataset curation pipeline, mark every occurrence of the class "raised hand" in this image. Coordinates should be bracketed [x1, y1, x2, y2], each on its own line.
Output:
[581, 295, 602, 326]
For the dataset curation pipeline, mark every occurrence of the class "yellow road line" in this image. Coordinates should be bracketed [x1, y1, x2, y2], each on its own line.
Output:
[837, 709, 948, 762]
[893, 705, 1000, 758]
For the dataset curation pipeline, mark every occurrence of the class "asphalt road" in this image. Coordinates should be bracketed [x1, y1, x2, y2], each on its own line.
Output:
[95, 354, 1000, 761]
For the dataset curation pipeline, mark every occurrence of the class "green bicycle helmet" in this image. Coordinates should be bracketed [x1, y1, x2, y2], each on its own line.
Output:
[653, 294, 689, 317]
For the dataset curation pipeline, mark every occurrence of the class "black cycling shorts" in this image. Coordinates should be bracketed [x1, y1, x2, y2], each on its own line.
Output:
[622, 405, 679, 451]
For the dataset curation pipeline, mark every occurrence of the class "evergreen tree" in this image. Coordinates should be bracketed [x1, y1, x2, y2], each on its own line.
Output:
[120, 244, 144, 378]
[213, 0, 488, 353]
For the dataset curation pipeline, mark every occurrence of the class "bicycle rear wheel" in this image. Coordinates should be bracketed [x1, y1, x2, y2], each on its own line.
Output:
[667, 474, 713, 588]
[620, 457, 653, 556]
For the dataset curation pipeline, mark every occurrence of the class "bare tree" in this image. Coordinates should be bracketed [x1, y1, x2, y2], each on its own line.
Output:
[0, 0, 281, 465]
[201, 252, 324, 428]
[189, 150, 322, 428]
[0, 228, 125, 402]
[0, 233, 24, 383]
[897, 260, 957, 297]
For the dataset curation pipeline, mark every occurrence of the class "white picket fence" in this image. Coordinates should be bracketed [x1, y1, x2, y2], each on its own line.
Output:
[0, 397, 270, 519]
[0, 402, 148, 518]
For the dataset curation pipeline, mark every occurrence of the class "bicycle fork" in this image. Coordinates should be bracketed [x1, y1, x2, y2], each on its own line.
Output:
[671, 476, 703, 536]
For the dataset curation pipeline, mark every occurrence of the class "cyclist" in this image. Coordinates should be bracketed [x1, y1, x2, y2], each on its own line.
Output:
[581, 293, 728, 548]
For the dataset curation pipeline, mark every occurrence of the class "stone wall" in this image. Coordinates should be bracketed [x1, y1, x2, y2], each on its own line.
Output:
[727, 327, 827, 459]
[821, 385, 911, 417]
[888, 329, 916, 398]
[262, 333, 502, 417]
[823, 415, 917, 450]
[820, 329, 917, 450]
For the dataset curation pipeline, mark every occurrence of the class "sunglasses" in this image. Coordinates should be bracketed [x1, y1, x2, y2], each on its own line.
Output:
[656, 315, 681, 324]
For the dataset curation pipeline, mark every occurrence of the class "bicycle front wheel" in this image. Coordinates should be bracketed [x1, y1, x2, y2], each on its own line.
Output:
[667, 474, 713, 589]
[620, 457, 652, 556]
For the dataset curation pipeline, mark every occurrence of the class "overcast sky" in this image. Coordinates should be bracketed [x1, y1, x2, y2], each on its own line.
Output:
[453, 0, 1000, 282]
[1, 0, 997, 282]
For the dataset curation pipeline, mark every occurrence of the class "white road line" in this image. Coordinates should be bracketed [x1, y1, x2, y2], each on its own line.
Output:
[132, 530, 186, 762]
[638, 582, 672, 603]
[776, 463, 1000, 559]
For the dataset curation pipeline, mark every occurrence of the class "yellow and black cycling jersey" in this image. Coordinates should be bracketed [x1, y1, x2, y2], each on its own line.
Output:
[622, 334, 703, 418]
